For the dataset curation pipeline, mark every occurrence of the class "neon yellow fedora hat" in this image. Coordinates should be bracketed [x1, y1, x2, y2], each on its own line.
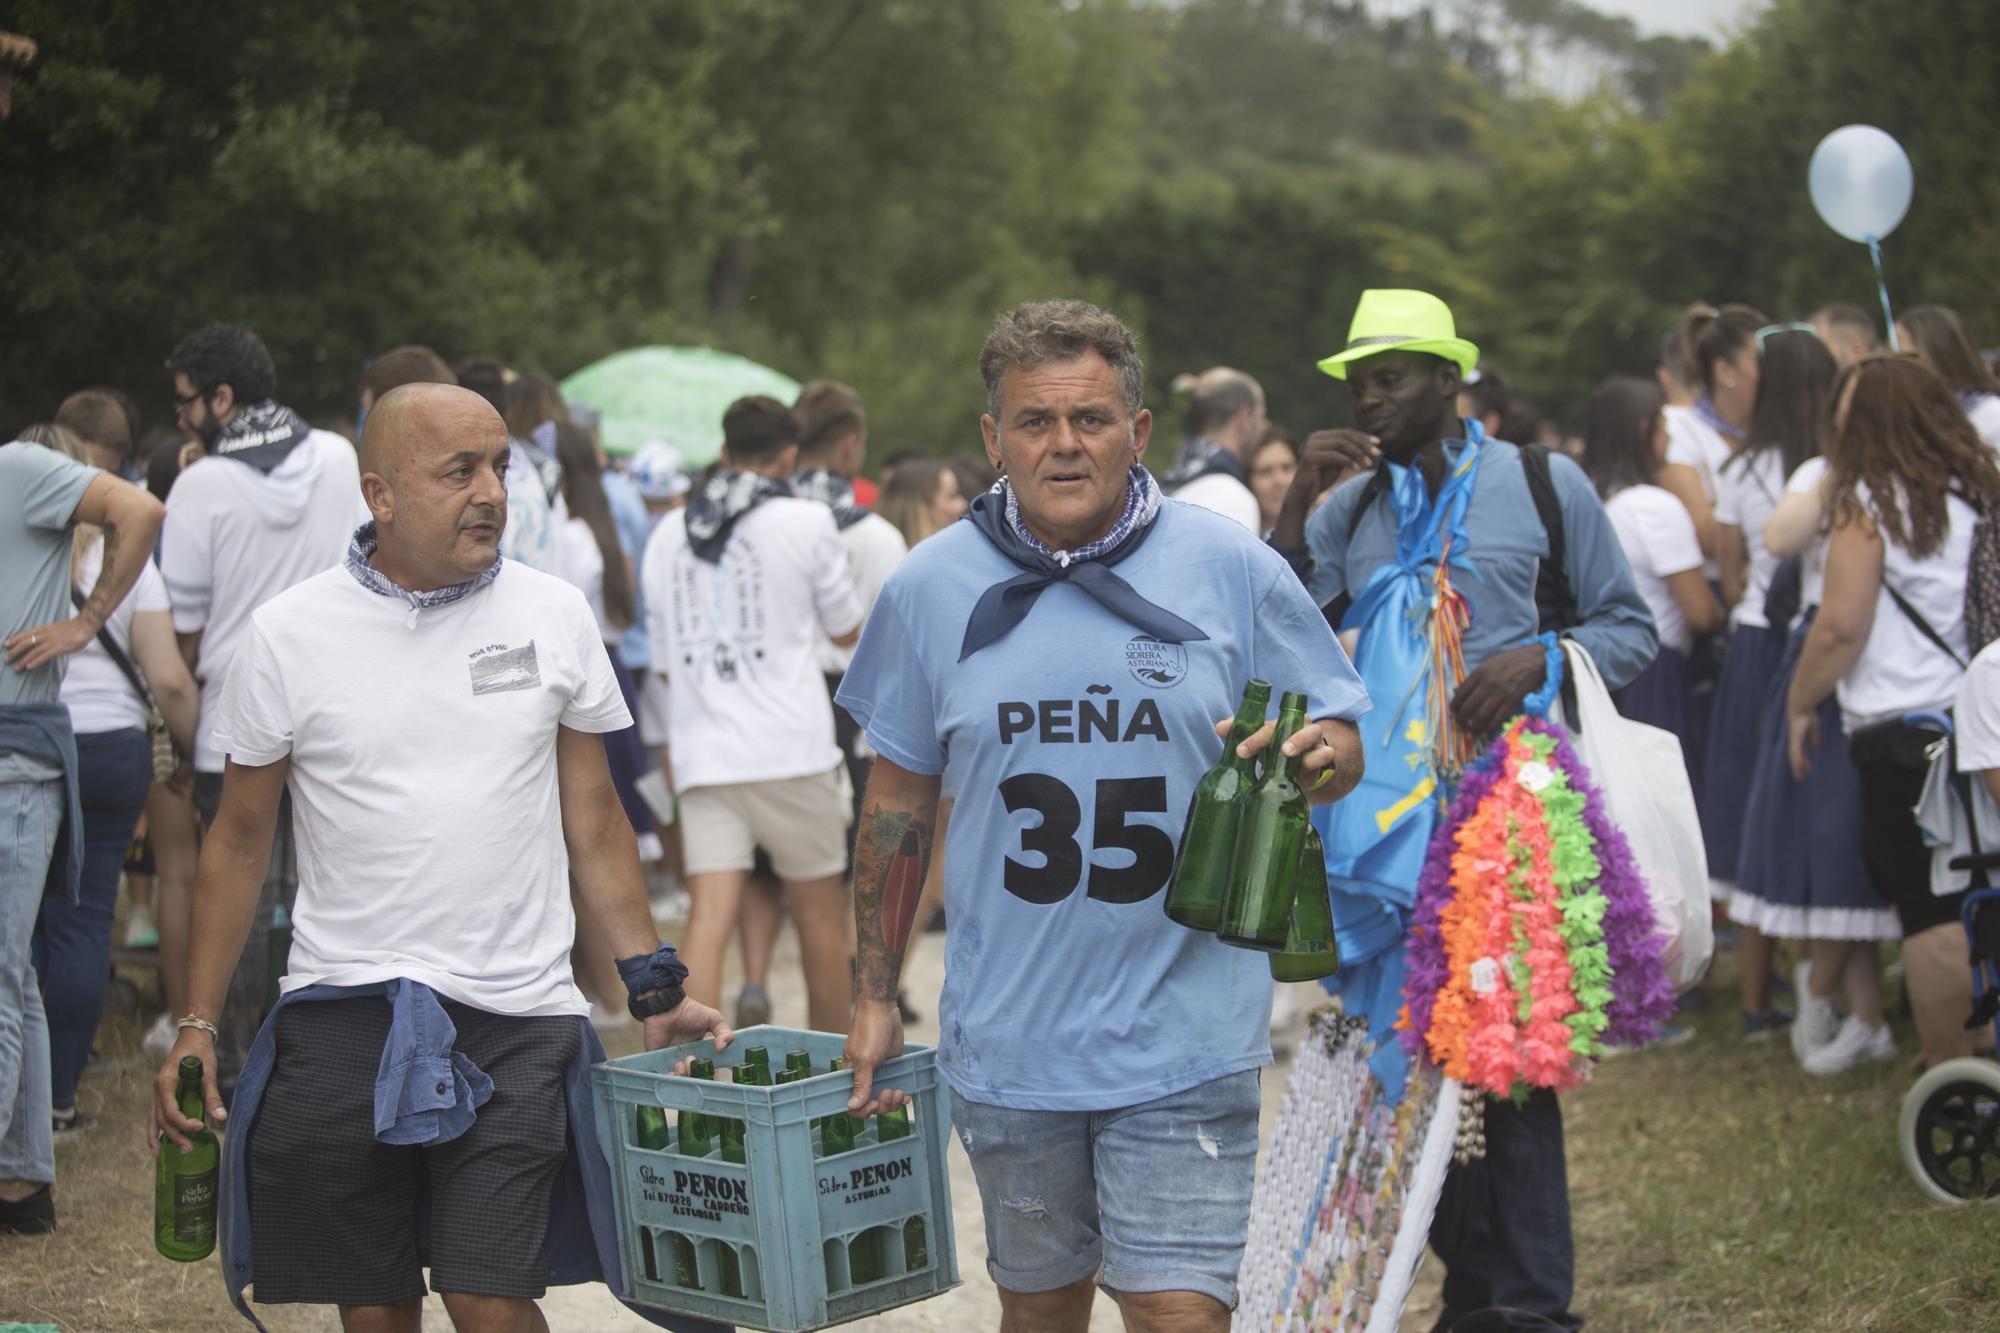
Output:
[1317, 288, 1480, 381]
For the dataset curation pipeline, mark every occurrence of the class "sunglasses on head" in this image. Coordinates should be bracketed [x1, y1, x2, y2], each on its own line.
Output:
[1754, 322, 1819, 353]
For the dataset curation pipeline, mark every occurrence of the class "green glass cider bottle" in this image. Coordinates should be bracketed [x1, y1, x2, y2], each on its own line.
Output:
[784, 1049, 812, 1078]
[636, 1104, 670, 1151]
[1217, 690, 1310, 951]
[671, 1233, 701, 1287]
[1164, 679, 1271, 930]
[154, 1056, 218, 1262]
[740, 1046, 772, 1084]
[820, 1058, 857, 1156]
[679, 1057, 716, 1157]
[1269, 823, 1341, 981]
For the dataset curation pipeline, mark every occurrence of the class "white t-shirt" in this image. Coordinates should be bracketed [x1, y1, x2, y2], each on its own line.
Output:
[1838, 481, 1974, 730]
[642, 497, 863, 791]
[1663, 404, 1733, 581]
[1957, 642, 2000, 772]
[1713, 449, 1787, 629]
[820, 513, 907, 675]
[211, 563, 631, 1017]
[557, 517, 618, 647]
[60, 542, 171, 736]
[160, 431, 365, 771]
[1604, 485, 1707, 654]
[1172, 473, 1262, 534]
[1967, 394, 2000, 455]
[502, 441, 564, 575]
[1783, 458, 1830, 612]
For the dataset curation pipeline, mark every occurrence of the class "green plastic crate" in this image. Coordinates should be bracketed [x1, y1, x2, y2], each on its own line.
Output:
[591, 1025, 958, 1331]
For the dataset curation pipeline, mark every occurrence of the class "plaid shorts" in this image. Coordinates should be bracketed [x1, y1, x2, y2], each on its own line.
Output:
[247, 995, 580, 1305]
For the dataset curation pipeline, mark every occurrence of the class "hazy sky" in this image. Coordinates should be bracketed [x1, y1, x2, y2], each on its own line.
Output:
[1586, 0, 1765, 41]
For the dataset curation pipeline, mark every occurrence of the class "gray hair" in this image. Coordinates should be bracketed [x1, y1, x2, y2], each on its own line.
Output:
[1186, 368, 1262, 437]
[980, 299, 1146, 420]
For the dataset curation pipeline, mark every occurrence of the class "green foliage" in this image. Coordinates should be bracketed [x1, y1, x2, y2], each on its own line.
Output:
[1, 0, 1994, 458]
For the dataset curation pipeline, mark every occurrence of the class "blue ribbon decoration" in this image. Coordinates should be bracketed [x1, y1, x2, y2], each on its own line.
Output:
[1519, 631, 1566, 719]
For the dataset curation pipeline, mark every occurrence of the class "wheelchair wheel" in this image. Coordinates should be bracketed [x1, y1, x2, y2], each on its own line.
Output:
[1899, 1057, 2000, 1204]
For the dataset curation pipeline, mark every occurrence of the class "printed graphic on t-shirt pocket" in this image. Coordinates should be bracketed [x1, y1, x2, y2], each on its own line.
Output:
[469, 641, 541, 695]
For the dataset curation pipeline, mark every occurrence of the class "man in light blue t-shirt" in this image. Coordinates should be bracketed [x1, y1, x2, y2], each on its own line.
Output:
[1, 438, 162, 1234]
[837, 300, 1368, 1328]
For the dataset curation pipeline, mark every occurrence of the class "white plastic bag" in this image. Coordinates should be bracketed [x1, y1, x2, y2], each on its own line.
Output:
[1555, 641, 1714, 990]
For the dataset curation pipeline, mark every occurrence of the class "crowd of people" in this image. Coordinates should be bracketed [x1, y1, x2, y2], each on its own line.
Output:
[0, 286, 1996, 1333]
[1582, 299, 2000, 1077]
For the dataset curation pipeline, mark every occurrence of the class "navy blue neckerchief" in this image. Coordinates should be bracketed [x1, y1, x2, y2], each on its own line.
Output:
[684, 468, 793, 563]
[1162, 436, 1244, 491]
[958, 483, 1208, 661]
[210, 399, 311, 474]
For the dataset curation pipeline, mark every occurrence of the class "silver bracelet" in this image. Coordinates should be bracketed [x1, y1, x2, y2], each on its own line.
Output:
[176, 1014, 220, 1040]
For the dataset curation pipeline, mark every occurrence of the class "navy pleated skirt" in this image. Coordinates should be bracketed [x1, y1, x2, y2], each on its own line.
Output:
[1700, 621, 1783, 881]
[1613, 644, 1701, 800]
[1731, 613, 1897, 939]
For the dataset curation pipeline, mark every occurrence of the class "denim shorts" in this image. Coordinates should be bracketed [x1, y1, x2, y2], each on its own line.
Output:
[949, 1069, 1260, 1308]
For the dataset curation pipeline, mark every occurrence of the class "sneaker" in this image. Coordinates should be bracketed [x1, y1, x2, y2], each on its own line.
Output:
[142, 1012, 176, 1061]
[1791, 992, 1842, 1061]
[51, 1106, 95, 1139]
[1742, 1009, 1795, 1041]
[1801, 1016, 1896, 1076]
[123, 904, 158, 949]
[0, 1184, 55, 1235]
[735, 983, 772, 1029]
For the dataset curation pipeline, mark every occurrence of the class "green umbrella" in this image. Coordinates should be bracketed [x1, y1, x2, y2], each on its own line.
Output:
[560, 346, 800, 461]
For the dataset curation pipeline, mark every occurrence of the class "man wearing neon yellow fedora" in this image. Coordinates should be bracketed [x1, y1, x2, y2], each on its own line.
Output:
[1272, 290, 1656, 1332]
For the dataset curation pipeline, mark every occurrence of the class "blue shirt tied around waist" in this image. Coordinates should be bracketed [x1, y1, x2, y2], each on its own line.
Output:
[0, 704, 85, 902]
[1294, 431, 1657, 1096]
[220, 982, 725, 1333]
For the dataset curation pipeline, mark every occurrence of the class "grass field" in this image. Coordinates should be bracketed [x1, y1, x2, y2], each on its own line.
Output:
[2, 949, 1996, 1332]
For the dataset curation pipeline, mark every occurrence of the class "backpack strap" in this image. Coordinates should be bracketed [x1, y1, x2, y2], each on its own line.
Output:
[1882, 580, 1968, 669]
[1518, 443, 1577, 634]
[1344, 463, 1393, 542]
[70, 586, 154, 708]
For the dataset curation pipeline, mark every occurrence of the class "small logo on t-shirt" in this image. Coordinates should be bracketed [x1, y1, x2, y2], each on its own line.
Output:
[469, 641, 541, 695]
[1124, 635, 1187, 689]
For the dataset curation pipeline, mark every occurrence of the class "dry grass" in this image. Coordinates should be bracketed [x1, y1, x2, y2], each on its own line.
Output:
[5, 952, 1998, 1332]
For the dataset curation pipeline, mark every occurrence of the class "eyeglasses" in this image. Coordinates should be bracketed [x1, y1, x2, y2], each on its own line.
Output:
[172, 387, 209, 410]
[1755, 322, 1819, 353]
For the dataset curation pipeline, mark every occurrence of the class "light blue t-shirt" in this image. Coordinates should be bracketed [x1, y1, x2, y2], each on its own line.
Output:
[602, 468, 652, 670]
[838, 500, 1369, 1111]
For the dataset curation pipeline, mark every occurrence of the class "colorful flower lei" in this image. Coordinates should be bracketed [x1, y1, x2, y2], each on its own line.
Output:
[1398, 716, 1673, 1097]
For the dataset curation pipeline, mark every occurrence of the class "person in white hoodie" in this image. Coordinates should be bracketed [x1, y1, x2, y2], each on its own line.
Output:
[159, 322, 364, 1094]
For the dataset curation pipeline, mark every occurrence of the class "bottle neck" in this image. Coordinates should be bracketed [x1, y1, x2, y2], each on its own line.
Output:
[1270, 710, 1307, 784]
[1228, 694, 1270, 770]
[176, 1076, 204, 1127]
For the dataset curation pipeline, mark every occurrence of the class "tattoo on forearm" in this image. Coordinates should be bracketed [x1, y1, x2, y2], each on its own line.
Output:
[852, 805, 932, 1003]
[81, 523, 119, 626]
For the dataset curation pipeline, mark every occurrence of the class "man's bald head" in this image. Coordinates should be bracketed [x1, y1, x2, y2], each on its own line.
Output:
[359, 382, 506, 484]
[357, 383, 511, 590]
[1187, 366, 1267, 452]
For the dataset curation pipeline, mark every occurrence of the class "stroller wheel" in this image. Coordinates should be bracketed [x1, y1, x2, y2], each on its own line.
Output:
[1899, 1057, 2000, 1205]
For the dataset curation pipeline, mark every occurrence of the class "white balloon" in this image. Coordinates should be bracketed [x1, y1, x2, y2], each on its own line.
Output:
[1808, 124, 1913, 244]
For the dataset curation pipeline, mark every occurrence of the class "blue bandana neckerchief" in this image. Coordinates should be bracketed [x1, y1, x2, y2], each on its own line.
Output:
[960, 465, 1207, 660]
[1161, 436, 1244, 492]
[684, 468, 793, 563]
[791, 468, 870, 531]
[1693, 395, 1744, 443]
[210, 399, 311, 475]
[345, 521, 502, 621]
